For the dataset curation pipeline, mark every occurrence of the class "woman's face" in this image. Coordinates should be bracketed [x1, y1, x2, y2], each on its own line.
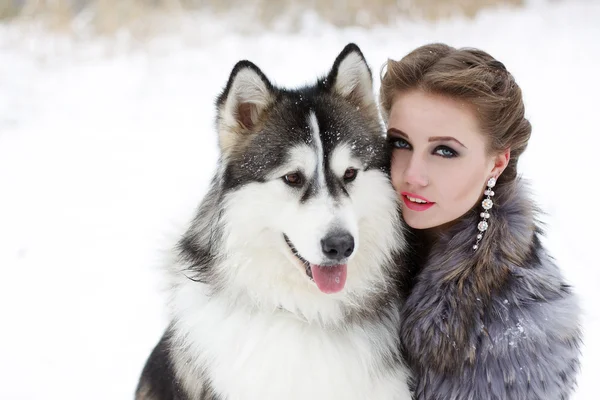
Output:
[388, 90, 509, 230]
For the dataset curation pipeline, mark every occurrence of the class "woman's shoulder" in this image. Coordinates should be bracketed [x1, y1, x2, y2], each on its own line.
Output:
[490, 179, 580, 323]
[486, 230, 581, 347]
[472, 242, 582, 399]
[403, 228, 582, 400]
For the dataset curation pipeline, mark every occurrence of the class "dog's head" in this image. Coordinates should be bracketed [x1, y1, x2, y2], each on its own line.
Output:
[182, 44, 404, 319]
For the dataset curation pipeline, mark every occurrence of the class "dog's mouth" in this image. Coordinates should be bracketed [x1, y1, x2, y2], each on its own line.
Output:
[284, 234, 313, 279]
[283, 234, 347, 294]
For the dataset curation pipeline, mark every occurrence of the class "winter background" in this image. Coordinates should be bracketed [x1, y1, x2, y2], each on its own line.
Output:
[0, 0, 598, 398]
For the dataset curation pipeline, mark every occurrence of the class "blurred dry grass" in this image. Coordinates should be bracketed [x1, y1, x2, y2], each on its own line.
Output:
[0, 0, 524, 34]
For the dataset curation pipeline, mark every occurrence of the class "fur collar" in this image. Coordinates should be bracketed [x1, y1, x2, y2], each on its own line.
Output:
[401, 179, 541, 373]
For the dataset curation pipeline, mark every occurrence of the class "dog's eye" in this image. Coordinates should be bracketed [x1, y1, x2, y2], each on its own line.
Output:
[343, 168, 358, 183]
[283, 172, 304, 187]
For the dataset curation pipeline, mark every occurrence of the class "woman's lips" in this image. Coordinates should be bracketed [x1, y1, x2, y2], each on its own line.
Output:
[401, 192, 435, 211]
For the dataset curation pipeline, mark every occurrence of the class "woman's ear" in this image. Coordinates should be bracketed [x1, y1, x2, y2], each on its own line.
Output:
[490, 148, 511, 178]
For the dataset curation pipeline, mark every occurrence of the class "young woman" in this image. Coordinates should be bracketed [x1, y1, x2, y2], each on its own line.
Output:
[380, 43, 582, 399]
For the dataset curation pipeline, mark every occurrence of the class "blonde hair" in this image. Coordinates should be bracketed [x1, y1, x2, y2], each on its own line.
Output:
[380, 43, 531, 183]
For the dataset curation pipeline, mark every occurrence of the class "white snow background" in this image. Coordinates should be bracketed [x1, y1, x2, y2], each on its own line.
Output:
[0, 0, 598, 398]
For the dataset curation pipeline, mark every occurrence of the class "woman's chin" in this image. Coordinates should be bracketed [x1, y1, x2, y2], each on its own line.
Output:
[402, 213, 436, 230]
[403, 210, 463, 233]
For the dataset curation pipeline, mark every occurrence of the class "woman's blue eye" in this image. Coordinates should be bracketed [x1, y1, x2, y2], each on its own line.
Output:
[434, 146, 458, 158]
[390, 137, 411, 150]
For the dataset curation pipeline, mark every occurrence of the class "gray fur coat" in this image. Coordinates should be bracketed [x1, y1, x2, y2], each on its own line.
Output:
[400, 180, 582, 400]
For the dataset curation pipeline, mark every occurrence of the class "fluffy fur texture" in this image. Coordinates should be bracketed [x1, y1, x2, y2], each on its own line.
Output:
[136, 44, 412, 400]
[401, 179, 582, 399]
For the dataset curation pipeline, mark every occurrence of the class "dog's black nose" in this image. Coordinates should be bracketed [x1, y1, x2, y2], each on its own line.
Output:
[321, 232, 355, 261]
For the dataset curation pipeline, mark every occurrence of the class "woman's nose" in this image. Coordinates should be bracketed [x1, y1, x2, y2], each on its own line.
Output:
[404, 155, 429, 187]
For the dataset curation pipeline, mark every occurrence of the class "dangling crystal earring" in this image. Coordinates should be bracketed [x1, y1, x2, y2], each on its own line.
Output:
[473, 177, 496, 250]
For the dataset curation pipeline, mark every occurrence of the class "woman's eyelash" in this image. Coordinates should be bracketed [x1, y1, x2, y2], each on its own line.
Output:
[434, 145, 459, 158]
[388, 137, 411, 149]
[388, 136, 459, 158]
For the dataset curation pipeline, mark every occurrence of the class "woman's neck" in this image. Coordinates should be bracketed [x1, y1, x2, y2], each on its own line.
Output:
[421, 218, 462, 242]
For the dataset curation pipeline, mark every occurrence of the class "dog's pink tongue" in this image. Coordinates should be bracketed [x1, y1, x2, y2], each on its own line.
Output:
[311, 264, 347, 294]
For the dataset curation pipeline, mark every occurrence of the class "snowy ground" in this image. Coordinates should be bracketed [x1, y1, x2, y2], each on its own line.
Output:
[0, 1, 598, 399]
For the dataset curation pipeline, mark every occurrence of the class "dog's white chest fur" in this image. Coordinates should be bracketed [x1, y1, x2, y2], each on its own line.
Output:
[171, 286, 411, 400]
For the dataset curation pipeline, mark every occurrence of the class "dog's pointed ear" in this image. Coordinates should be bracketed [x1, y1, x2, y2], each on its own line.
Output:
[216, 61, 275, 155]
[324, 44, 377, 115]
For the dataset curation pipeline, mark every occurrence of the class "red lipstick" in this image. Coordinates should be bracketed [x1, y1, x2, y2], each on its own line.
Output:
[401, 192, 435, 211]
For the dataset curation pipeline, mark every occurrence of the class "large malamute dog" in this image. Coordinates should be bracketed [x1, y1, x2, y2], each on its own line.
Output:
[136, 44, 412, 400]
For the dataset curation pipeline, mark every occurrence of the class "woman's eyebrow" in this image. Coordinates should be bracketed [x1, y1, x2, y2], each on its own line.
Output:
[429, 136, 467, 149]
[387, 128, 408, 138]
[387, 128, 467, 149]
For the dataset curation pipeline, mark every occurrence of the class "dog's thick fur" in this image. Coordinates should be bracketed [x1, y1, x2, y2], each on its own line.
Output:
[136, 44, 412, 400]
[401, 179, 582, 399]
